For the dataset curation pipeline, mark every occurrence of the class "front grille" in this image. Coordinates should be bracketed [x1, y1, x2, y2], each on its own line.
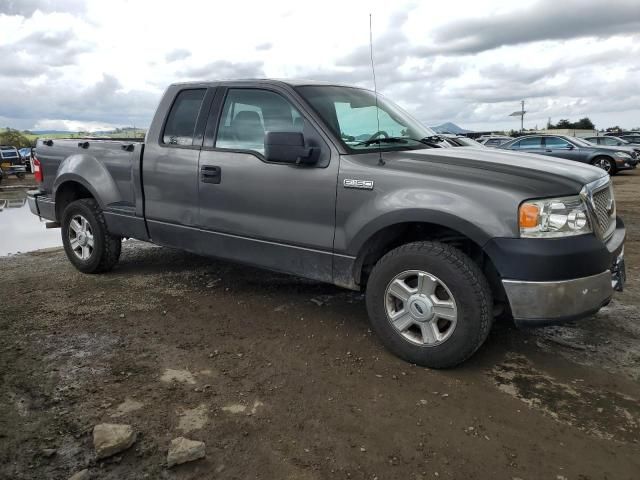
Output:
[591, 184, 615, 238]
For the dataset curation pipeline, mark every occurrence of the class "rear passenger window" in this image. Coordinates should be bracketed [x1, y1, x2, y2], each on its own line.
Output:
[163, 89, 206, 146]
[518, 137, 542, 149]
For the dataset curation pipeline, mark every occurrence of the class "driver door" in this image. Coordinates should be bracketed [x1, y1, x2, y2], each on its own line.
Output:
[196, 86, 338, 282]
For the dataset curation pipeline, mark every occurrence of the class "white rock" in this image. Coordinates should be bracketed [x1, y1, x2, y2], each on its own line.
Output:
[93, 423, 136, 459]
[68, 469, 90, 480]
[167, 437, 206, 467]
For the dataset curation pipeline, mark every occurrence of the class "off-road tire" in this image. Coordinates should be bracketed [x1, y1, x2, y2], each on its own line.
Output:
[365, 241, 493, 368]
[61, 198, 121, 273]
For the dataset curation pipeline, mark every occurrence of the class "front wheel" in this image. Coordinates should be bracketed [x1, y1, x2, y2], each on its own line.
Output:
[365, 241, 493, 368]
[61, 198, 121, 273]
[591, 156, 616, 175]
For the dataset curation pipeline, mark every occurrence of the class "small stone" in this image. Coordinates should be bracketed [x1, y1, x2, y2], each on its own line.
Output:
[68, 469, 90, 480]
[419, 399, 428, 405]
[360, 447, 366, 452]
[119, 314, 125, 318]
[310, 298, 324, 306]
[93, 423, 136, 459]
[167, 437, 205, 467]
[597, 407, 604, 413]
[41, 448, 57, 457]
[441, 393, 449, 398]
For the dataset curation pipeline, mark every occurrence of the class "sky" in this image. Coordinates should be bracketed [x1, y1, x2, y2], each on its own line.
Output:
[0, 0, 639, 132]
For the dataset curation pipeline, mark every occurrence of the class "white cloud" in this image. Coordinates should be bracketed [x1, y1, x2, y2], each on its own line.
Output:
[0, 0, 639, 132]
[33, 119, 120, 132]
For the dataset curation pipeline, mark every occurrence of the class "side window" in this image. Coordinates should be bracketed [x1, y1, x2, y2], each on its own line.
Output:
[544, 137, 570, 148]
[602, 138, 615, 145]
[162, 89, 206, 146]
[509, 140, 522, 149]
[518, 137, 542, 149]
[486, 139, 500, 146]
[215, 89, 305, 155]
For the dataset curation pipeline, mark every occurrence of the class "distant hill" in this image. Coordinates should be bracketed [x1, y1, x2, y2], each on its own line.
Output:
[431, 122, 473, 134]
[30, 130, 75, 135]
[31, 129, 115, 135]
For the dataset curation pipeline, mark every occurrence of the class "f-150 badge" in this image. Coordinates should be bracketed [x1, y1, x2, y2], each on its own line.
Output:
[344, 179, 374, 190]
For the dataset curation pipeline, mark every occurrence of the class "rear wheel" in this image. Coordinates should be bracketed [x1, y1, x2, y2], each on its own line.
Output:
[365, 241, 493, 368]
[61, 198, 121, 273]
[591, 156, 616, 175]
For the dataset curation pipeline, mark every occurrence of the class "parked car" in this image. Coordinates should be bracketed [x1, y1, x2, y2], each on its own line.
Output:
[498, 134, 637, 174]
[28, 79, 625, 368]
[441, 134, 486, 148]
[0, 146, 26, 179]
[584, 136, 640, 156]
[605, 131, 640, 137]
[477, 135, 512, 147]
[619, 134, 640, 145]
[18, 147, 34, 172]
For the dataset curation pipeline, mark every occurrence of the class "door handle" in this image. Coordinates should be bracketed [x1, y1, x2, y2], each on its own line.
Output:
[200, 165, 221, 184]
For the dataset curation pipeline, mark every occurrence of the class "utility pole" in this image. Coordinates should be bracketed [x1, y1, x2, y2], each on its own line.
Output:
[508, 100, 527, 133]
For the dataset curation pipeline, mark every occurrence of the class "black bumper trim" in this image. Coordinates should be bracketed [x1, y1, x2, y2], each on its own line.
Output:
[484, 218, 625, 282]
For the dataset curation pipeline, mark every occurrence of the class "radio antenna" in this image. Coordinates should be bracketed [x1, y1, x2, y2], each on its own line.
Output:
[369, 13, 384, 165]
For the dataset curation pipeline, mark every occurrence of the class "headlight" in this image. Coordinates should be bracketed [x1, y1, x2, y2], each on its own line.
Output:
[614, 152, 631, 159]
[519, 195, 592, 238]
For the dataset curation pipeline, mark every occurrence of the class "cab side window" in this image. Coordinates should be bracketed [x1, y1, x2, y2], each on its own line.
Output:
[518, 137, 542, 149]
[544, 137, 570, 148]
[215, 89, 304, 155]
[163, 89, 206, 146]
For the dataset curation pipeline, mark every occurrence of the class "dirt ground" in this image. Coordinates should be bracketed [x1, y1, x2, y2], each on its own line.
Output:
[1, 172, 639, 480]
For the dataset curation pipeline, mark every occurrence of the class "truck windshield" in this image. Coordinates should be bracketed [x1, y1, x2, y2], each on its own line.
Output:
[296, 85, 436, 152]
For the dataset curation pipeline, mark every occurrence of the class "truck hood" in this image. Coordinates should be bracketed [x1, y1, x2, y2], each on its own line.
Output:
[384, 147, 606, 193]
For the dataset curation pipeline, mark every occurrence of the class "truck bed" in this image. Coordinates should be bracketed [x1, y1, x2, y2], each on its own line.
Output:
[36, 137, 146, 238]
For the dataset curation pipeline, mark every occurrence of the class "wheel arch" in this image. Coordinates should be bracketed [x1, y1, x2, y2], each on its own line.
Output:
[53, 154, 121, 220]
[349, 219, 506, 305]
[54, 178, 97, 221]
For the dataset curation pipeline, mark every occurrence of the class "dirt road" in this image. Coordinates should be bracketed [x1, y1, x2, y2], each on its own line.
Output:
[1, 173, 639, 479]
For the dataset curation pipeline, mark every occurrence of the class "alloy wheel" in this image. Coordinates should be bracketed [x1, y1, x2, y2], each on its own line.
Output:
[384, 270, 458, 346]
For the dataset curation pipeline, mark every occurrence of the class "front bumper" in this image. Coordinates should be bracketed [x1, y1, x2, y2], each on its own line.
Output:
[488, 218, 626, 326]
[503, 270, 614, 326]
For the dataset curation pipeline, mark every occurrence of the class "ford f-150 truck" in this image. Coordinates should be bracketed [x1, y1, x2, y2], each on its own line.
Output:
[28, 80, 626, 368]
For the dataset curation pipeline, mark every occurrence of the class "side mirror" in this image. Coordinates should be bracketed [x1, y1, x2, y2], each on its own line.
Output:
[264, 132, 319, 165]
[566, 144, 575, 150]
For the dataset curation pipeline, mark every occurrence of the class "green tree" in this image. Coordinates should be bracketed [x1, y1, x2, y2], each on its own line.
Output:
[574, 117, 595, 129]
[0, 128, 33, 148]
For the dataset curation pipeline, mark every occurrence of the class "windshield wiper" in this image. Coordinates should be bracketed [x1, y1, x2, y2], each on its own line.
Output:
[354, 136, 413, 146]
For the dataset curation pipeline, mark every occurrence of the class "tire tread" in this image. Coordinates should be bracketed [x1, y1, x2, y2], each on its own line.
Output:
[367, 241, 493, 368]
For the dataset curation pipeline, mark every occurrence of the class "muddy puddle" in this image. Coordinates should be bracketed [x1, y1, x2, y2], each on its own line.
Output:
[0, 188, 62, 256]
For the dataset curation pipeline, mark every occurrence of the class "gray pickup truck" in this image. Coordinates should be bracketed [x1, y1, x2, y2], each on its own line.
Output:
[28, 79, 626, 368]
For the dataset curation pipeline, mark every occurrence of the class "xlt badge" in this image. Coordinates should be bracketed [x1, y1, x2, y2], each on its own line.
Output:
[344, 179, 374, 190]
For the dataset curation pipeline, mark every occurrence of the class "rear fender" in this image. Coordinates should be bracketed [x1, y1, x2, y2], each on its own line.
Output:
[53, 154, 121, 209]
